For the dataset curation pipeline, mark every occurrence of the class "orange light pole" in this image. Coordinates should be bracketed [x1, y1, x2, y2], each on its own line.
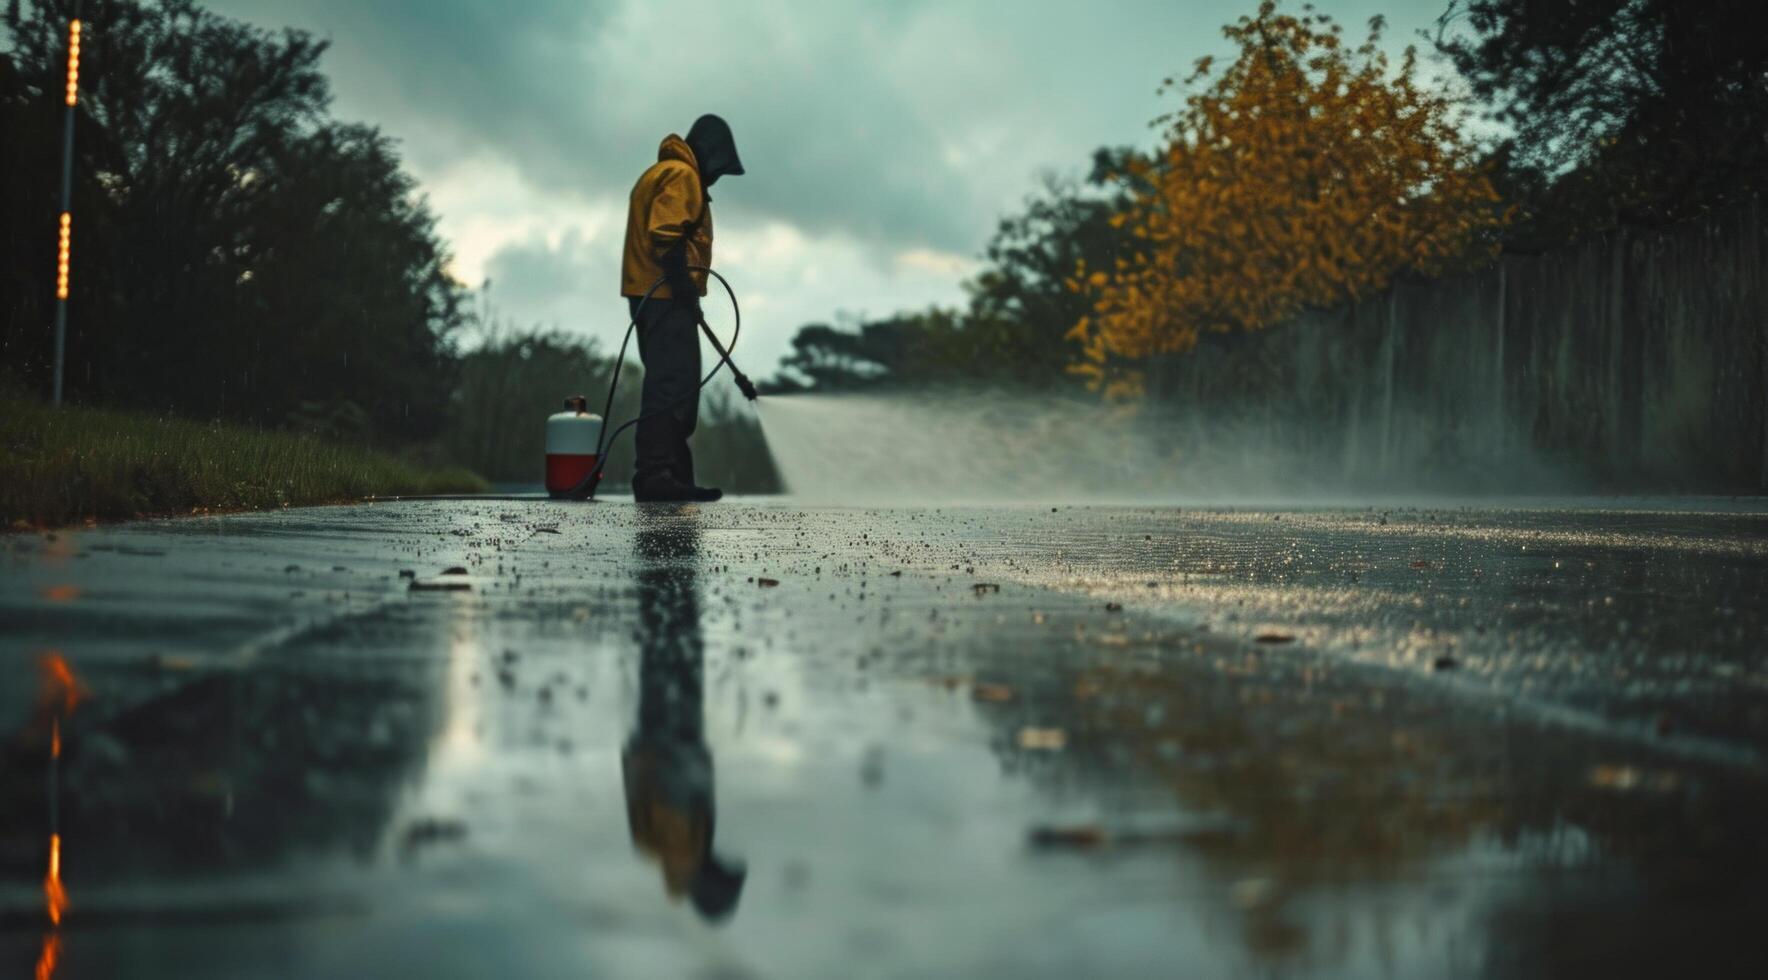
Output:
[52, 6, 83, 406]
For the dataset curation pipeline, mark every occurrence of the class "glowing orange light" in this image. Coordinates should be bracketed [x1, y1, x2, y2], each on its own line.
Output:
[41, 584, 82, 603]
[45, 834, 67, 926]
[40, 653, 83, 716]
[34, 933, 61, 980]
[51, 717, 61, 759]
[56, 213, 71, 300]
[64, 20, 81, 107]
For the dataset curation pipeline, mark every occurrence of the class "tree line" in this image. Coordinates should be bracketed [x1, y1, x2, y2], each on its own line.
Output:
[768, 0, 1768, 396]
[5, 0, 1757, 466]
[3, 0, 459, 441]
[1, 0, 772, 488]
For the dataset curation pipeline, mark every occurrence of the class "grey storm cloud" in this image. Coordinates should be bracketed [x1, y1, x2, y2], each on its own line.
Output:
[210, 0, 1026, 251]
[209, 0, 1453, 255]
[207, 0, 620, 189]
[205, 0, 1456, 369]
[482, 229, 599, 317]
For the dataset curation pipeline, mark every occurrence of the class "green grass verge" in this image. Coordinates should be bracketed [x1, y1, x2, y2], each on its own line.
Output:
[2, 396, 489, 527]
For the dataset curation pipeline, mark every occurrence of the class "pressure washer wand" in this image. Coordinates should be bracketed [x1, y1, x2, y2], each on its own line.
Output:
[698, 317, 757, 401]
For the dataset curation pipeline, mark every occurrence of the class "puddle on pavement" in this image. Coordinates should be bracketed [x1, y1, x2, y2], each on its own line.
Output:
[2, 502, 1766, 977]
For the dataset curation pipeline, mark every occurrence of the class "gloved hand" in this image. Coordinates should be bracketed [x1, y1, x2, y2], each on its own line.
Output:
[659, 242, 702, 321]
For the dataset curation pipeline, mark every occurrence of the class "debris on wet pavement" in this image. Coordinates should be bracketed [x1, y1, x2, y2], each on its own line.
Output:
[1015, 726, 1068, 750]
[971, 681, 1016, 703]
[3, 497, 1767, 979]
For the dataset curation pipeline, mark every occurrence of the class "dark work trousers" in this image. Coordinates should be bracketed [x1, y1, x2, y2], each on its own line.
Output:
[630, 295, 702, 486]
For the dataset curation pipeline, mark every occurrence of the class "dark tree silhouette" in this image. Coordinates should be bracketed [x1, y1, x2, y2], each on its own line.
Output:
[1438, 0, 1768, 246]
[1, 0, 463, 441]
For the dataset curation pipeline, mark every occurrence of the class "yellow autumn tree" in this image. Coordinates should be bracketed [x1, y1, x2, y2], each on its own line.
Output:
[1068, 1, 1507, 395]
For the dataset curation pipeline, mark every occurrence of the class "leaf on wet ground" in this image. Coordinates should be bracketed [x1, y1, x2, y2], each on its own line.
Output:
[1027, 824, 1106, 849]
[399, 817, 468, 859]
[1017, 727, 1068, 750]
[971, 682, 1015, 703]
[1230, 877, 1276, 909]
[756, 577, 780, 587]
[1028, 819, 1246, 851]
[1254, 632, 1296, 644]
[1588, 764, 1681, 793]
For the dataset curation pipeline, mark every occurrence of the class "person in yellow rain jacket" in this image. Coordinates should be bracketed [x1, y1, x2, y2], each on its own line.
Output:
[621, 114, 745, 503]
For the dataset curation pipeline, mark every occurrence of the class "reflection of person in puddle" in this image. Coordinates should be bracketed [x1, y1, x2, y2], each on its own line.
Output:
[623, 513, 746, 921]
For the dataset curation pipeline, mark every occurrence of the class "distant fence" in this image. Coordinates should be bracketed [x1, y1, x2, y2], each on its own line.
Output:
[1149, 198, 1767, 492]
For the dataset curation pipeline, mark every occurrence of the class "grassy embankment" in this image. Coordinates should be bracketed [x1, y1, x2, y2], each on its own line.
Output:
[2, 396, 487, 527]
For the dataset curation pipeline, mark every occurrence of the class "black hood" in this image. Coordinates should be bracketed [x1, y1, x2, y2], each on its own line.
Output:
[685, 114, 745, 185]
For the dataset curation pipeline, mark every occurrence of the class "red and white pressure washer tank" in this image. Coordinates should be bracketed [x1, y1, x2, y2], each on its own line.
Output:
[545, 395, 603, 498]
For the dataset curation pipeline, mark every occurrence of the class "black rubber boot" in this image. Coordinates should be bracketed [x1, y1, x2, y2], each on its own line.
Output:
[633, 471, 723, 503]
[634, 414, 722, 502]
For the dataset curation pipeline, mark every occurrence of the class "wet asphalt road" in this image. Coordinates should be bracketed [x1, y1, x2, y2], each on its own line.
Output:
[2, 498, 1767, 978]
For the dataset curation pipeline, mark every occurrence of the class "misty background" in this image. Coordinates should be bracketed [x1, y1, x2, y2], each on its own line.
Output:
[199, 0, 1453, 373]
[3, 0, 1763, 494]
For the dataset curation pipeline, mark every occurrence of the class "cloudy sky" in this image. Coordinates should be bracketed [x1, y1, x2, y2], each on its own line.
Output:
[207, 0, 1453, 373]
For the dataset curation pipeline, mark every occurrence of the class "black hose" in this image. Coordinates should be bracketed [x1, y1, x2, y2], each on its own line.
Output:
[571, 265, 745, 498]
